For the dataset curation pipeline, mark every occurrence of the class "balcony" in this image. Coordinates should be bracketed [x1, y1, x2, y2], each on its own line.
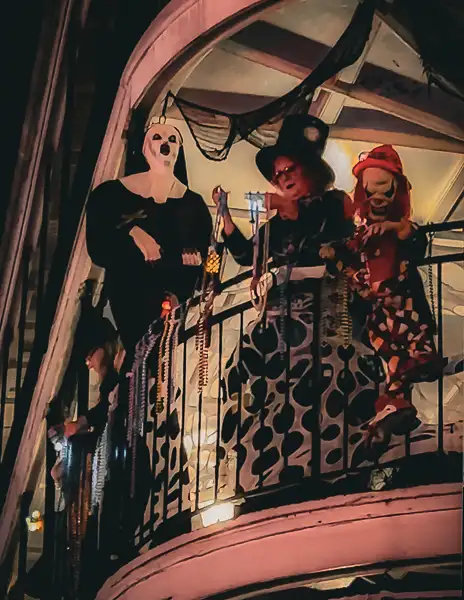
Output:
[37, 227, 462, 599]
[1, 0, 463, 598]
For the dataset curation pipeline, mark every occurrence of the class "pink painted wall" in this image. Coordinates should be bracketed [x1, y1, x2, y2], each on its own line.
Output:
[97, 483, 461, 600]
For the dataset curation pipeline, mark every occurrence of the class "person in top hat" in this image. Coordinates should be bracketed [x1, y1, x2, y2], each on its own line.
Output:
[320, 144, 440, 456]
[213, 114, 354, 277]
[209, 115, 380, 495]
[86, 120, 212, 352]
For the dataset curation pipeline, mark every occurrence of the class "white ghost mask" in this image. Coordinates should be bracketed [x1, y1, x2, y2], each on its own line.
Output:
[121, 121, 187, 204]
[142, 123, 183, 173]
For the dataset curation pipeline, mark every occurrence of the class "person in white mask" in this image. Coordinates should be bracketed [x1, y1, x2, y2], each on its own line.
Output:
[86, 119, 212, 351]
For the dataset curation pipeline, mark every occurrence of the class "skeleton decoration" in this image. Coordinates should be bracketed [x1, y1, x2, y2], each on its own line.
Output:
[320, 145, 440, 457]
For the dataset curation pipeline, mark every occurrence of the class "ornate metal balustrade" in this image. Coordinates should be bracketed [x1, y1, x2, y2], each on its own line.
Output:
[18, 220, 462, 598]
[128, 224, 464, 553]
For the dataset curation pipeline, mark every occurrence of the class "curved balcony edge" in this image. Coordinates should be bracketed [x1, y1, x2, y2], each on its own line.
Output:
[97, 482, 461, 600]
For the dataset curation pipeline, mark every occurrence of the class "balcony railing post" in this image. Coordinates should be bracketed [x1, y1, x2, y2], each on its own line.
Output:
[15, 247, 31, 418]
[178, 336, 188, 517]
[214, 322, 223, 502]
[235, 311, 244, 495]
[194, 393, 203, 514]
[437, 262, 444, 454]
[311, 285, 322, 480]
[16, 491, 33, 600]
[0, 326, 13, 461]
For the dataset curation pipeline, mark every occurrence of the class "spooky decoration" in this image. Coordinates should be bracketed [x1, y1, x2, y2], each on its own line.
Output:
[164, 0, 377, 160]
[86, 119, 212, 351]
[320, 145, 440, 454]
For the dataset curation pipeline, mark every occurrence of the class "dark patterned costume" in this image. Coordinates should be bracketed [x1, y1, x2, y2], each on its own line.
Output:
[329, 223, 437, 414]
[215, 191, 380, 493]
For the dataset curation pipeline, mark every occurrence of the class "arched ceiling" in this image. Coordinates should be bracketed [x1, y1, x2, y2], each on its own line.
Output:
[163, 0, 464, 226]
[160, 0, 464, 427]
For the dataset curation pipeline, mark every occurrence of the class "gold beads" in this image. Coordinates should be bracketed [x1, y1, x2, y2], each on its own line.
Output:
[205, 250, 221, 274]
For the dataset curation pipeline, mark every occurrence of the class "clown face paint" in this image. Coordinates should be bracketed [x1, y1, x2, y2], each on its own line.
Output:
[362, 167, 397, 222]
[143, 123, 183, 172]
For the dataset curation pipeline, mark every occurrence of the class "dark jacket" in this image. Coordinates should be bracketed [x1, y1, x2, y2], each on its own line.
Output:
[224, 189, 354, 269]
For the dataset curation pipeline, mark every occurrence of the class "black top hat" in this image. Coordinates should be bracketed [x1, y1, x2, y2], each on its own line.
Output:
[256, 114, 334, 185]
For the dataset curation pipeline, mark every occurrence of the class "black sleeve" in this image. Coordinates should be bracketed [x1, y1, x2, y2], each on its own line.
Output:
[86, 180, 144, 269]
[399, 224, 427, 263]
[86, 398, 109, 429]
[322, 189, 355, 243]
[297, 191, 354, 267]
[191, 192, 213, 259]
[222, 222, 270, 267]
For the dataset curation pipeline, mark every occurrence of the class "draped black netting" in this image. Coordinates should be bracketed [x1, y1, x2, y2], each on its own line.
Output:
[163, 0, 378, 161]
[384, 0, 464, 102]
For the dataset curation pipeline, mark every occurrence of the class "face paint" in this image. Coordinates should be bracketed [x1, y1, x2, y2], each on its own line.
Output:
[143, 123, 183, 172]
[362, 167, 397, 222]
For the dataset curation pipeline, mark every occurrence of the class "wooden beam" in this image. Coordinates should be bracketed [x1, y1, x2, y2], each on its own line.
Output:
[427, 161, 464, 223]
[375, 6, 420, 56]
[331, 127, 464, 154]
[173, 88, 274, 114]
[318, 17, 381, 125]
[223, 22, 464, 142]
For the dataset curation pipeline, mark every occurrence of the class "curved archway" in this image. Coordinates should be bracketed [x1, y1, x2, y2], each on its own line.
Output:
[93, 0, 287, 186]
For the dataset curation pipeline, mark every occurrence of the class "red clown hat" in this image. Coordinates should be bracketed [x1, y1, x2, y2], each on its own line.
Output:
[352, 145, 412, 221]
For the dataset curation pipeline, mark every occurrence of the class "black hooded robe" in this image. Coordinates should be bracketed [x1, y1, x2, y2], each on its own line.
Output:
[86, 179, 212, 350]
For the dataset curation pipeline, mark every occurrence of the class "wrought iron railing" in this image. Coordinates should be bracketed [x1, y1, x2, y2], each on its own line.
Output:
[74, 222, 464, 558]
[133, 239, 464, 552]
[14, 220, 461, 598]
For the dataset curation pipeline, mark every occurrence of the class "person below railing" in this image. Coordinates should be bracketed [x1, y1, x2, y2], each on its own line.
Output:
[47, 312, 150, 596]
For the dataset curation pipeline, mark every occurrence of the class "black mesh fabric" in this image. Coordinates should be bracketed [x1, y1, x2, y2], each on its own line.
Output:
[381, 0, 464, 102]
[164, 0, 378, 161]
